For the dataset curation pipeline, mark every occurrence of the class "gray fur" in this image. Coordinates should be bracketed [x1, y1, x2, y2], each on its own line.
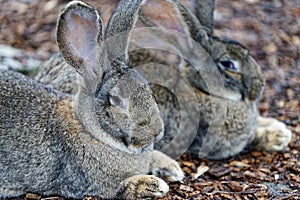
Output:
[191, 0, 215, 34]
[129, 0, 290, 160]
[34, 0, 291, 161]
[131, 0, 265, 159]
[0, 0, 171, 199]
[146, 0, 291, 160]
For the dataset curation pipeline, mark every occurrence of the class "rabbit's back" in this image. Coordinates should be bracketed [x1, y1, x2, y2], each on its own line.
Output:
[0, 69, 69, 196]
[35, 54, 78, 94]
[0, 70, 91, 197]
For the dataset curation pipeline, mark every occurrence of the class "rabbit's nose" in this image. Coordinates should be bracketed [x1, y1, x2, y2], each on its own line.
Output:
[248, 77, 264, 101]
[137, 117, 151, 127]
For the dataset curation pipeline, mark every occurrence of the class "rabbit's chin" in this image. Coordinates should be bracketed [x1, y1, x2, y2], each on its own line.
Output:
[214, 89, 242, 102]
[154, 130, 164, 143]
[128, 143, 154, 154]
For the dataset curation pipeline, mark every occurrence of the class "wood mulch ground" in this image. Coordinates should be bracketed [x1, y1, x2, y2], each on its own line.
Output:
[0, 0, 299, 199]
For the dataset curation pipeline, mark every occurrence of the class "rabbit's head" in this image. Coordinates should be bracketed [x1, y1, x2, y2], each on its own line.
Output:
[139, 0, 265, 102]
[208, 37, 265, 102]
[57, 0, 163, 154]
[177, 0, 265, 102]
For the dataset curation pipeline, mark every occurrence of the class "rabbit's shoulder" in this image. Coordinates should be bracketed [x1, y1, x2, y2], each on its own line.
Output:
[0, 69, 80, 141]
[0, 69, 62, 108]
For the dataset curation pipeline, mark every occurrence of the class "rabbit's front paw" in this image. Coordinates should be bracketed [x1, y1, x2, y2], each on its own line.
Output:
[0, 187, 24, 198]
[150, 150, 184, 182]
[154, 160, 185, 182]
[253, 116, 292, 151]
[122, 175, 169, 200]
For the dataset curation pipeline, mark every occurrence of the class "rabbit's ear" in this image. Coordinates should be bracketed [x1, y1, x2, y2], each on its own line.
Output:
[168, 0, 212, 52]
[105, 0, 147, 64]
[57, 1, 104, 75]
[187, 0, 215, 35]
[182, 0, 215, 35]
[139, 0, 212, 53]
[140, 0, 189, 34]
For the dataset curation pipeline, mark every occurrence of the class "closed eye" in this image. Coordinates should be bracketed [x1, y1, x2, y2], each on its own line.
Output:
[109, 95, 124, 108]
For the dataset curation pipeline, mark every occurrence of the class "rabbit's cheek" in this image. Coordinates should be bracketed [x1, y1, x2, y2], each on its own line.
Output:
[137, 119, 164, 143]
[109, 107, 134, 131]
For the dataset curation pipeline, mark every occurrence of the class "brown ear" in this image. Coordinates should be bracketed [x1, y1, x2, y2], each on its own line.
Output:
[56, 1, 104, 75]
[138, 0, 212, 52]
[140, 0, 187, 33]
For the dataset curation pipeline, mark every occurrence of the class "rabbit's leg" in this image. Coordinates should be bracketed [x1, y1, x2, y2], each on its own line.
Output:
[251, 116, 292, 151]
[120, 174, 169, 199]
[150, 150, 184, 182]
[0, 187, 24, 198]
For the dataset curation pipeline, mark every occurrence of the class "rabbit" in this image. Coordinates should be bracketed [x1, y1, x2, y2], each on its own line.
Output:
[131, 0, 292, 159]
[0, 0, 179, 199]
[34, 2, 185, 183]
[35, 0, 292, 160]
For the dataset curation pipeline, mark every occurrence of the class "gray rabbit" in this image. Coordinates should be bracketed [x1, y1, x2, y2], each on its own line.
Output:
[35, 0, 292, 160]
[133, 0, 292, 159]
[0, 0, 185, 199]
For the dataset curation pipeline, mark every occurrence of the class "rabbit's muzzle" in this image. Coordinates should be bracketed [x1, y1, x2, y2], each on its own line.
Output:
[242, 56, 265, 102]
[128, 112, 164, 154]
[248, 77, 264, 101]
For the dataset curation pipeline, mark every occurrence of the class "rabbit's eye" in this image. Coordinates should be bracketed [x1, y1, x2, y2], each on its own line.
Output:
[109, 95, 124, 108]
[219, 60, 238, 71]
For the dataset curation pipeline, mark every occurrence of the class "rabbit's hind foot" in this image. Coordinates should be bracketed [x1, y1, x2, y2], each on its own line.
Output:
[121, 175, 169, 200]
[252, 116, 292, 152]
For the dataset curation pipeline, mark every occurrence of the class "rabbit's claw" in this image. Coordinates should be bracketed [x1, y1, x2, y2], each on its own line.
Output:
[150, 150, 184, 182]
[122, 175, 169, 199]
[152, 161, 185, 182]
[253, 116, 292, 152]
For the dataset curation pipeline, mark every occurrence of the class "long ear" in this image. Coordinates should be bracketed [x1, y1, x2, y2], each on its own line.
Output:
[167, 0, 212, 52]
[187, 0, 215, 35]
[133, 0, 194, 63]
[140, 0, 189, 33]
[105, 0, 146, 64]
[57, 1, 104, 75]
[138, 0, 212, 53]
